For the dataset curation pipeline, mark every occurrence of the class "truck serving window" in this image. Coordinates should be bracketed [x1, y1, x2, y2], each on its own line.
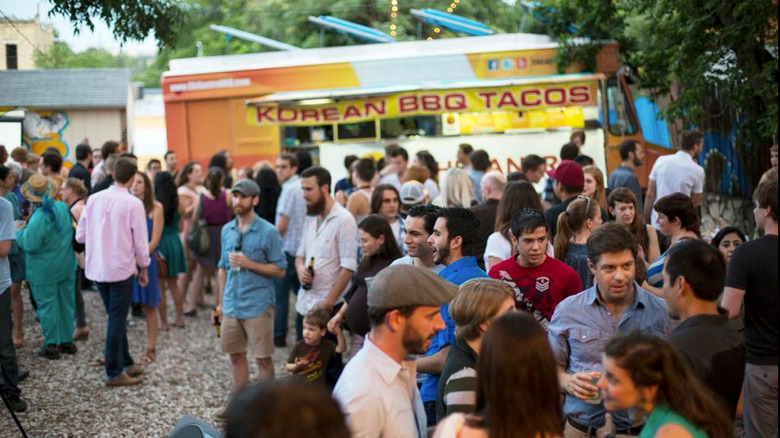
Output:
[380, 116, 438, 139]
[605, 77, 637, 136]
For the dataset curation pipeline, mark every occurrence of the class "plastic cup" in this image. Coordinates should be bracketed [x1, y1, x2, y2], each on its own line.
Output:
[584, 372, 602, 405]
[229, 252, 241, 272]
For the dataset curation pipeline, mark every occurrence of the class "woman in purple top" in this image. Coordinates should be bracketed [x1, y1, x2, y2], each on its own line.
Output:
[190, 167, 233, 312]
[131, 171, 164, 364]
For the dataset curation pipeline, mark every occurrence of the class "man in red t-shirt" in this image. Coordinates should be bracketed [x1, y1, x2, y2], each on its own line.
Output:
[488, 208, 582, 330]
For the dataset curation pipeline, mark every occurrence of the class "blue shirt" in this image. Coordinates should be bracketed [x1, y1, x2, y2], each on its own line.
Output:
[607, 165, 644, 212]
[0, 198, 15, 293]
[468, 170, 485, 204]
[548, 283, 674, 430]
[219, 215, 287, 319]
[420, 256, 487, 403]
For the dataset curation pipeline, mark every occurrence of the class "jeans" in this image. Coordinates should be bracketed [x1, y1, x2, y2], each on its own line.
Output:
[0, 289, 20, 398]
[75, 268, 87, 329]
[96, 277, 135, 379]
[273, 252, 299, 339]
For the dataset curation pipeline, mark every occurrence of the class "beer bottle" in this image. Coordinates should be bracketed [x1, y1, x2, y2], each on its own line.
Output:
[302, 257, 315, 290]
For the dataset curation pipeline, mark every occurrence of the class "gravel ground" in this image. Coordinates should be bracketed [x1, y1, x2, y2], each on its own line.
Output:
[1, 286, 296, 437]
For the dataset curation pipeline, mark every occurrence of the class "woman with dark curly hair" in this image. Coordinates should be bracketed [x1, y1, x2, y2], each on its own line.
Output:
[600, 332, 732, 438]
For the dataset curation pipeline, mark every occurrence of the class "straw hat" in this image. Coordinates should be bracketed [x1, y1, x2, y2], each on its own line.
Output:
[21, 174, 59, 202]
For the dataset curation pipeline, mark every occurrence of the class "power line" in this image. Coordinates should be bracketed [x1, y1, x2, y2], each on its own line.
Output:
[0, 9, 48, 56]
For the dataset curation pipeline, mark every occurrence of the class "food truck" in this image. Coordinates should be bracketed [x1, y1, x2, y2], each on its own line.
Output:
[162, 32, 668, 185]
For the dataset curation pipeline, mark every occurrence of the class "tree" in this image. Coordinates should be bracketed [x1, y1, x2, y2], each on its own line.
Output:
[138, 0, 527, 87]
[537, 0, 778, 142]
[47, 0, 185, 48]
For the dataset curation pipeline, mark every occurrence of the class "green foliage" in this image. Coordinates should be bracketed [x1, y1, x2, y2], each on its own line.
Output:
[34, 41, 151, 79]
[537, 0, 779, 142]
[47, 0, 185, 48]
[136, 0, 526, 86]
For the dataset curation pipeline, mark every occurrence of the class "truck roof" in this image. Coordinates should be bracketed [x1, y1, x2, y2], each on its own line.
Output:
[164, 33, 559, 77]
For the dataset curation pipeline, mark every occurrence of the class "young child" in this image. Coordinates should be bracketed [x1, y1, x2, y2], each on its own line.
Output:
[286, 309, 346, 385]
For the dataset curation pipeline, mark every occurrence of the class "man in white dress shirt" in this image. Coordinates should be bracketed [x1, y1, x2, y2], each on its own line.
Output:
[333, 265, 456, 438]
[644, 130, 706, 227]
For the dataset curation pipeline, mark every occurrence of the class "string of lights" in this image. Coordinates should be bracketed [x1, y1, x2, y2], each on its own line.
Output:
[428, 0, 460, 40]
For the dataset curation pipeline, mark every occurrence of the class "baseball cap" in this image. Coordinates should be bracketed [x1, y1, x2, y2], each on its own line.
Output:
[230, 179, 260, 197]
[368, 265, 457, 309]
[400, 181, 427, 205]
[547, 160, 584, 188]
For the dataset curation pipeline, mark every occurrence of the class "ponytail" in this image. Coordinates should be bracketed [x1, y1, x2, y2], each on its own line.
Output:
[554, 211, 573, 259]
[554, 197, 600, 259]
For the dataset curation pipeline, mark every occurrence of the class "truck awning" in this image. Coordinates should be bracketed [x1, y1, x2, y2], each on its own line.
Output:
[246, 73, 604, 106]
[245, 73, 604, 127]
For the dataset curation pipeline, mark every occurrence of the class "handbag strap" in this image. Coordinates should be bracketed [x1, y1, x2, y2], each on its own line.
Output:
[196, 193, 205, 222]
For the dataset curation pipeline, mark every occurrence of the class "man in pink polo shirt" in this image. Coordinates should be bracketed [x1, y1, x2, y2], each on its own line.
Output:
[76, 157, 150, 387]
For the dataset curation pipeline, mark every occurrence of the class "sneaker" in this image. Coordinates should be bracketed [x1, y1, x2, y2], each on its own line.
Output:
[273, 336, 287, 348]
[7, 395, 27, 413]
[105, 372, 142, 387]
[58, 343, 78, 355]
[124, 364, 144, 378]
[37, 345, 61, 360]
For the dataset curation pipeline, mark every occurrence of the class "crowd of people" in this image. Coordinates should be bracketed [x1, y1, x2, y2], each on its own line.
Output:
[0, 133, 776, 438]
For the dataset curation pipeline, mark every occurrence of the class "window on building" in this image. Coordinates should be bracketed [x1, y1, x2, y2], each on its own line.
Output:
[5, 44, 18, 70]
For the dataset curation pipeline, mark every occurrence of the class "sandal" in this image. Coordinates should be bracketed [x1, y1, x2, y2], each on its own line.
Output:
[90, 356, 105, 367]
[13, 338, 23, 349]
[173, 321, 186, 328]
[73, 327, 90, 341]
[140, 349, 156, 365]
[160, 323, 171, 332]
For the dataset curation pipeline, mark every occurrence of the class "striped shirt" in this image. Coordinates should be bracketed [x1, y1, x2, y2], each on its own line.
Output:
[646, 250, 667, 288]
[436, 338, 478, 421]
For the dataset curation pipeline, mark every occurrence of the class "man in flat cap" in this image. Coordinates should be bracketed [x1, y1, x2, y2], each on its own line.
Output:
[333, 265, 456, 438]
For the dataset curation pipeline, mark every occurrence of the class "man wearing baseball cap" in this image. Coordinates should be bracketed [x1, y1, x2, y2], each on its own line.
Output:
[333, 265, 457, 438]
[544, 160, 585, 238]
[213, 179, 287, 416]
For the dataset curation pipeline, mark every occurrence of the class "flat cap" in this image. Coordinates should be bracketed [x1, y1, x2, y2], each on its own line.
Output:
[368, 265, 457, 309]
[230, 179, 260, 197]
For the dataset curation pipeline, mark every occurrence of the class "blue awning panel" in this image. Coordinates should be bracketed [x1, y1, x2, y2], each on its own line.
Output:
[410, 9, 494, 36]
[308, 16, 396, 44]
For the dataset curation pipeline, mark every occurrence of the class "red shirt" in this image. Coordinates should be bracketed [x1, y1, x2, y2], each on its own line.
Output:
[488, 255, 583, 329]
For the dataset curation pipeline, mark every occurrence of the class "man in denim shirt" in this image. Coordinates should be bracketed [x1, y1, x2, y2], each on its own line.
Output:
[214, 180, 286, 401]
[548, 223, 673, 437]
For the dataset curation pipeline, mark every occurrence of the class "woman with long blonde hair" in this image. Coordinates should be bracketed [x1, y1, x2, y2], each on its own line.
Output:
[435, 167, 477, 208]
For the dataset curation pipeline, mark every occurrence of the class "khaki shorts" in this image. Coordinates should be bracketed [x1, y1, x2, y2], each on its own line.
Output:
[220, 306, 275, 359]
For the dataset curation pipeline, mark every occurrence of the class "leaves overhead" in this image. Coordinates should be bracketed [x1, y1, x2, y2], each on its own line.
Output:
[537, 0, 778, 141]
[47, 0, 185, 48]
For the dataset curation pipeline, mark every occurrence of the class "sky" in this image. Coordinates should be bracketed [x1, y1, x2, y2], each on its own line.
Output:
[0, 0, 159, 56]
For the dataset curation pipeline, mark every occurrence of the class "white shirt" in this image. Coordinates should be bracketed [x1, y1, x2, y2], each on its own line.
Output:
[295, 202, 358, 315]
[333, 337, 427, 438]
[484, 231, 512, 270]
[90, 161, 106, 188]
[275, 175, 306, 254]
[424, 178, 440, 202]
[648, 150, 705, 227]
[380, 172, 402, 192]
[390, 255, 445, 274]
